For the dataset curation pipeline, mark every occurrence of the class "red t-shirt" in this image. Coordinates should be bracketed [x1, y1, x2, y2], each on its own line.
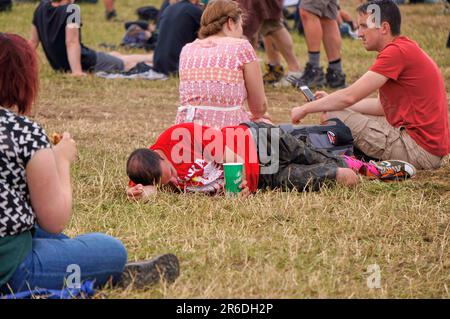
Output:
[369, 36, 450, 157]
[148, 123, 260, 192]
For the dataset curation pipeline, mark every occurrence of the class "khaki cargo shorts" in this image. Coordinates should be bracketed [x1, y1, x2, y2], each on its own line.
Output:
[327, 109, 444, 170]
[300, 0, 340, 20]
[260, 19, 284, 36]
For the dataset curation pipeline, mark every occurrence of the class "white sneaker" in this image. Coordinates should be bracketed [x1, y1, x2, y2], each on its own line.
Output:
[274, 71, 303, 88]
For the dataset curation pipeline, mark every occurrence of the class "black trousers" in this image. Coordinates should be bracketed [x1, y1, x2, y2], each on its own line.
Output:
[243, 122, 346, 192]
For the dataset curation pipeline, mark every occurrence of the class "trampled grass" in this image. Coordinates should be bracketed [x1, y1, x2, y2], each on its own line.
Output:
[0, 0, 449, 298]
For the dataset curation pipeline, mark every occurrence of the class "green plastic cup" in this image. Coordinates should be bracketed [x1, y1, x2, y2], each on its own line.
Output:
[223, 163, 244, 195]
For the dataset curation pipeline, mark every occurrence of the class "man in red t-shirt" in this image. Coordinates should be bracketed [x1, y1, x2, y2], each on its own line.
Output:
[291, 0, 450, 170]
[125, 123, 358, 200]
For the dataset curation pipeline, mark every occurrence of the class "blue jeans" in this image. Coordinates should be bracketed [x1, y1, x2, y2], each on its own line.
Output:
[1, 228, 127, 293]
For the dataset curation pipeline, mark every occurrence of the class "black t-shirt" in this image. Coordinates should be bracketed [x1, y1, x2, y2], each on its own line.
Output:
[156, 0, 170, 27]
[32, 1, 97, 72]
[153, 0, 202, 75]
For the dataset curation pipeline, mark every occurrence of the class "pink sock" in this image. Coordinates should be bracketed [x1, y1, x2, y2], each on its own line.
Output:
[342, 156, 380, 177]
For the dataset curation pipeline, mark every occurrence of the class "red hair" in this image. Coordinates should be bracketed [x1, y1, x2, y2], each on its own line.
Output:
[0, 33, 39, 114]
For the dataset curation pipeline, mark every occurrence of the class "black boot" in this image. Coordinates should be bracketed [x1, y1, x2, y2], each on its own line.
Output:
[119, 254, 180, 289]
[287, 63, 326, 89]
[105, 9, 117, 21]
[326, 67, 346, 89]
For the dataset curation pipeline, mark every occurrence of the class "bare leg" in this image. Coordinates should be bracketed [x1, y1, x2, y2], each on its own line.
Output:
[320, 18, 341, 62]
[263, 36, 282, 65]
[109, 52, 153, 71]
[300, 8, 322, 52]
[339, 9, 354, 27]
[103, 0, 114, 12]
[268, 27, 301, 72]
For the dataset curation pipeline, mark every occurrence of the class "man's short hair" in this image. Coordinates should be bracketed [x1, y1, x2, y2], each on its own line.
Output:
[127, 148, 163, 186]
[357, 0, 402, 36]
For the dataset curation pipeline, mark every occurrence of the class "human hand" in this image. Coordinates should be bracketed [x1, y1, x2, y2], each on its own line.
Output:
[127, 184, 157, 201]
[251, 112, 273, 124]
[260, 112, 272, 121]
[249, 110, 271, 120]
[314, 91, 328, 99]
[238, 179, 250, 198]
[53, 132, 77, 164]
[291, 106, 308, 124]
[71, 71, 87, 77]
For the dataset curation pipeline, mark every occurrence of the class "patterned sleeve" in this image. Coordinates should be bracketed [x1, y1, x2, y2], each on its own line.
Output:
[14, 115, 51, 168]
[237, 40, 258, 66]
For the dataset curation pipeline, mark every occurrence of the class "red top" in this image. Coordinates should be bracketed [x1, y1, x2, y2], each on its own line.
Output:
[148, 123, 260, 192]
[369, 36, 450, 157]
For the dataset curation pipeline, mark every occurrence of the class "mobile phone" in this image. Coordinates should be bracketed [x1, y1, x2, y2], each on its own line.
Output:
[299, 86, 316, 102]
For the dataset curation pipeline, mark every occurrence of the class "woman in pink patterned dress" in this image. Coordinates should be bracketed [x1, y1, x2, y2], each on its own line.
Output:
[176, 0, 269, 129]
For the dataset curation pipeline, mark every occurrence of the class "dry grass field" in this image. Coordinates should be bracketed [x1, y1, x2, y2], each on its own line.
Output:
[0, 0, 449, 298]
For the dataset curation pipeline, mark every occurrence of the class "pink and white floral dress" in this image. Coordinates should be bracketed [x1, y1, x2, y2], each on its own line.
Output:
[176, 37, 257, 129]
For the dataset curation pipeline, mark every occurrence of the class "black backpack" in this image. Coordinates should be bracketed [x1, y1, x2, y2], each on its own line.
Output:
[280, 118, 354, 156]
[136, 6, 159, 21]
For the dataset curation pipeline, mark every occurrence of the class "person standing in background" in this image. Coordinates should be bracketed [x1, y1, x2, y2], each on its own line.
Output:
[104, 0, 116, 21]
[289, 0, 346, 89]
[237, 0, 302, 87]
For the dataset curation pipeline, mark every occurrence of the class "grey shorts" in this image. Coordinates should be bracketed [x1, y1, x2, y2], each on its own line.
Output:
[300, 0, 340, 20]
[260, 19, 284, 36]
[94, 52, 125, 73]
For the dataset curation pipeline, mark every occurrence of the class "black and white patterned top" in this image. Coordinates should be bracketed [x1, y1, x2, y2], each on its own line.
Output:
[0, 108, 51, 238]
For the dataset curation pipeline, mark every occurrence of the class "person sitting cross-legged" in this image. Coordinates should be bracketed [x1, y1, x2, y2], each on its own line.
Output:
[0, 33, 179, 295]
[291, 0, 450, 170]
[176, 0, 270, 129]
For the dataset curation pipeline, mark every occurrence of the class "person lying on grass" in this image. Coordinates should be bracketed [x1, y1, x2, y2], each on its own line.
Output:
[29, 0, 153, 76]
[290, 0, 450, 170]
[126, 122, 416, 200]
